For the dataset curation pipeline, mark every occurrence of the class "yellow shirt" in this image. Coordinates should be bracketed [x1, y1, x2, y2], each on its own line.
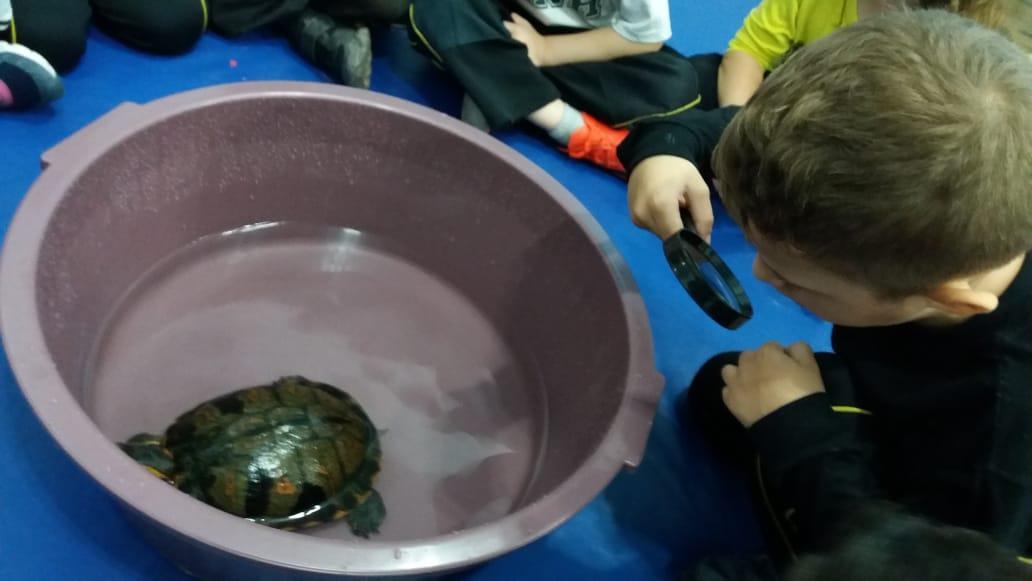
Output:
[728, 0, 858, 70]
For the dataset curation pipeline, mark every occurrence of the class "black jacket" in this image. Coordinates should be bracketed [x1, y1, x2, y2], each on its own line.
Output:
[752, 256, 1032, 559]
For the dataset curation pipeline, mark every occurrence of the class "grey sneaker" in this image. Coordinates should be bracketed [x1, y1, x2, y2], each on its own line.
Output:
[333, 24, 372, 89]
[287, 9, 373, 89]
[0, 41, 64, 108]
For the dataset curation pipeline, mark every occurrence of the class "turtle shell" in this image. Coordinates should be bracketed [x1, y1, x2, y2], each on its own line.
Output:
[163, 376, 381, 529]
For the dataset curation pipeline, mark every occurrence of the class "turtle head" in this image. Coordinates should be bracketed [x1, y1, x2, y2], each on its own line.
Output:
[119, 434, 176, 485]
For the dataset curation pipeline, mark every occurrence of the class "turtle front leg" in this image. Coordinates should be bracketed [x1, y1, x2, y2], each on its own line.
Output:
[119, 433, 176, 484]
[346, 489, 386, 538]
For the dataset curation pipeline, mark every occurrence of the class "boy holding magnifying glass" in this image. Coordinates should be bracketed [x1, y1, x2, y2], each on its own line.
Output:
[658, 10, 1032, 580]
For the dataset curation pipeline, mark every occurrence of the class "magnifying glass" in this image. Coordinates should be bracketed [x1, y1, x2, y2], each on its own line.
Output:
[663, 213, 753, 329]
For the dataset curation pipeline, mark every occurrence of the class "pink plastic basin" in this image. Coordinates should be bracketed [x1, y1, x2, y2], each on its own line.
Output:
[0, 82, 663, 578]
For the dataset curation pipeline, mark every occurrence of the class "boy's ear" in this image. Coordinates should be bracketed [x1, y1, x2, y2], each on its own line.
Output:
[923, 280, 999, 317]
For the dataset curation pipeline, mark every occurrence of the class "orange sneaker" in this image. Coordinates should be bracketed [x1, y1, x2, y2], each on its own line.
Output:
[564, 112, 629, 174]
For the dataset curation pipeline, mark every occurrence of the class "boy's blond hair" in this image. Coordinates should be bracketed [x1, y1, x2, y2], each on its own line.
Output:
[713, 10, 1032, 297]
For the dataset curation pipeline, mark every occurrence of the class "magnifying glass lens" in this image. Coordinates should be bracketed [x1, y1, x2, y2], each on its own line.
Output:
[664, 228, 753, 329]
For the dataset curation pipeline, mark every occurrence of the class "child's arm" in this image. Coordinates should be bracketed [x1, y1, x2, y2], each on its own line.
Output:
[543, 26, 663, 66]
[724, 343, 883, 553]
[627, 156, 712, 241]
[617, 107, 741, 240]
[718, 50, 766, 107]
[719, 0, 799, 106]
[505, 14, 662, 68]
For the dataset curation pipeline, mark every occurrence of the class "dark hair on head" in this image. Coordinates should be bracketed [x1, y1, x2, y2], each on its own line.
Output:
[790, 503, 1032, 581]
[713, 10, 1032, 297]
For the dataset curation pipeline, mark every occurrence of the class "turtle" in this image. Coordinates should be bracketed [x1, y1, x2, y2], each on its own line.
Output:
[119, 376, 386, 537]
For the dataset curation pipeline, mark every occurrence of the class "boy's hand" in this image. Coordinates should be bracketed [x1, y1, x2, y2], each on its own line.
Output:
[628, 155, 713, 241]
[505, 13, 549, 67]
[721, 342, 826, 428]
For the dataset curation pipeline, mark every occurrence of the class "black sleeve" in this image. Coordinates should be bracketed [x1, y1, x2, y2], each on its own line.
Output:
[973, 391, 1032, 557]
[978, 475, 1032, 557]
[748, 392, 882, 552]
[616, 106, 741, 173]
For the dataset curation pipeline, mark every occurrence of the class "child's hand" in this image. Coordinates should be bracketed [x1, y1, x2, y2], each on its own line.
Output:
[721, 342, 826, 428]
[505, 13, 549, 67]
[628, 155, 713, 241]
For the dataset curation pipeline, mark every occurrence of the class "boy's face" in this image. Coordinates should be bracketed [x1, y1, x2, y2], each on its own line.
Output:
[747, 229, 930, 327]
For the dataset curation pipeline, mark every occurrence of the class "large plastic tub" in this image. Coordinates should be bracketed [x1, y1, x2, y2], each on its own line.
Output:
[0, 82, 663, 578]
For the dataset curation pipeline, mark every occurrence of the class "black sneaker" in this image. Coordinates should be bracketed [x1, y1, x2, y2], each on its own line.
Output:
[287, 9, 372, 89]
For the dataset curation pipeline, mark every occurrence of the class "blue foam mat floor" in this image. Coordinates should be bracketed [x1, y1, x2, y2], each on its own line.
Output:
[0, 1, 831, 578]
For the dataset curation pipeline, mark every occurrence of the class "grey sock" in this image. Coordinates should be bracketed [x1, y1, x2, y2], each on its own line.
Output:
[546, 104, 585, 145]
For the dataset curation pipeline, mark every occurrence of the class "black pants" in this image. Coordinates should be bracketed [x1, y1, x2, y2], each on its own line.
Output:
[207, 0, 409, 36]
[682, 352, 861, 578]
[409, 0, 705, 130]
[686, 51, 721, 111]
[8, 0, 206, 72]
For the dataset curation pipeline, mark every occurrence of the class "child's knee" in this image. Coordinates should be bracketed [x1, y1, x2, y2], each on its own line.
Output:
[690, 353, 741, 394]
[17, 18, 89, 73]
[318, 0, 410, 22]
[680, 352, 741, 422]
[368, 0, 410, 22]
[409, 0, 458, 33]
[131, 0, 205, 54]
[410, 0, 495, 50]
[651, 51, 705, 111]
